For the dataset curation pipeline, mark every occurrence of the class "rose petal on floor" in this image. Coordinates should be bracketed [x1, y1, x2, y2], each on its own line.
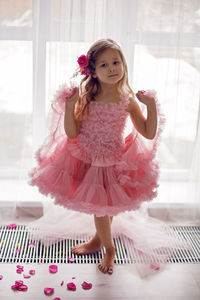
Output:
[11, 280, 28, 291]
[23, 274, 31, 279]
[16, 269, 23, 274]
[67, 282, 76, 291]
[81, 281, 92, 290]
[8, 224, 17, 229]
[49, 265, 58, 273]
[29, 269, 35, 275]
[44, 287, 54, 295]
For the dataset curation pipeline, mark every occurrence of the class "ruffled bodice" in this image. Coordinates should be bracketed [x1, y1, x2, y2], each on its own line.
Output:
[76, 94, 129, 166]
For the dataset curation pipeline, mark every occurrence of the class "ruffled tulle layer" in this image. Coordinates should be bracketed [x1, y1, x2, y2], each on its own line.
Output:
[29, 134, 161, 217]
[26, 205, 194, 278]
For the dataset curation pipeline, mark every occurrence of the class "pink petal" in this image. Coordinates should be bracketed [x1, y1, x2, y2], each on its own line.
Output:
[49, 265, 58, 273]
[61, 280, 64, 286]
[53, 298, 61, 300]
[8, 223, 17, 229]
[81, 281, 92, 290]
[67, 282, 76, 291]
[72, 277, 76, 279]
[16, 265, 24, 270]
[11, 280, 28, 291]
[11, 284, 17, 290]
[150, 262, 160, 270]
[68, 257, 75, 263]
[16, 269, 23, 274]
[23, 274, 31, 279]
[29, 242, 36, 247]
[15, 280, 23, 286]
[15, 249, 21, 254]
[44, 287, 54, 295]
[18, 284, 28, 291]
[138, 249, 143, 254]
[0, 275, 3, 280]
[29, 269, 35, 275]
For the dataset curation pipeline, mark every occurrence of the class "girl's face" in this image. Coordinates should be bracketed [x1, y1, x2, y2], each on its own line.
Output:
[93, 48, 124, 85]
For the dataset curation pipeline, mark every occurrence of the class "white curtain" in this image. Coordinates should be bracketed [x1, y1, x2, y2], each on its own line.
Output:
[0, 0, 200, 225]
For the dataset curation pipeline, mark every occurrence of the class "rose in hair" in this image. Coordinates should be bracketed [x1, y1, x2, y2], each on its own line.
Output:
[77, 55, 90, 68]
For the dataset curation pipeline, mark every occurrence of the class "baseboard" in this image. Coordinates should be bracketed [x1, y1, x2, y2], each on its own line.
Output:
[0, 201, 199, 224]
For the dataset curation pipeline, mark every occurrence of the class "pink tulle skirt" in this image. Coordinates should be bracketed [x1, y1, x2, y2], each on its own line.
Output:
[29, 128, 162, 217]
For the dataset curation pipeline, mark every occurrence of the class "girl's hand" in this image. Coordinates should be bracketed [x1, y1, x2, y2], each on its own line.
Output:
[65, 86, 79, 106]
[136, 90, 155, 106]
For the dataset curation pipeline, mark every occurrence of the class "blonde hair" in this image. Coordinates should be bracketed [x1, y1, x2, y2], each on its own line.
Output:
[72, 38, 135, 121]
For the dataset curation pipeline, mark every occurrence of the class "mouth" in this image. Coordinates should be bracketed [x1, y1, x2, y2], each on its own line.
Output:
[108, 74, 118, 77]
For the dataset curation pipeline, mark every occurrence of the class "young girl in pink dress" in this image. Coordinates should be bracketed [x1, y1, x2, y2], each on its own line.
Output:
[28, 39, 185, 275]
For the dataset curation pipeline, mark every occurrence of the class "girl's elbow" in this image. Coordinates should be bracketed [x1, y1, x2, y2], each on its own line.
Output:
[65, 131, 78, 139]
[146, 129, 157, 140]
[147, 134, 155, 140]
[64, 128, 79, 139]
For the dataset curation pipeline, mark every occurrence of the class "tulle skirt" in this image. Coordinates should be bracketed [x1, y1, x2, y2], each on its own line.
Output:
[26, 204, 193, 278]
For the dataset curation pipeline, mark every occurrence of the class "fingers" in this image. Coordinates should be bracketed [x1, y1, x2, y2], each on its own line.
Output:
[136, 90, 146, 100]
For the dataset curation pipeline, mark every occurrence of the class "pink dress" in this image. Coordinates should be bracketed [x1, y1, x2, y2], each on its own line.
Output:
[28, 83, 165, 217]
[27, 83, 193, 277]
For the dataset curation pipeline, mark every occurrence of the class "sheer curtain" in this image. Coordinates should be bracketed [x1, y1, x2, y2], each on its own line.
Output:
[0, 0, 199, 225]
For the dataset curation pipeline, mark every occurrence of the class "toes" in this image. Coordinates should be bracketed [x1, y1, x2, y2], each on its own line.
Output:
[98, 264, 105, 273]
[98, 264, 108, 273]
[98, 264, 102, 272]
[108, 267, 113, 274]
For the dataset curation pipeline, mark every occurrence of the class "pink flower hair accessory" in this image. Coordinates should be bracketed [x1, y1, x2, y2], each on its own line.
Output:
[77, 54, 92, 76]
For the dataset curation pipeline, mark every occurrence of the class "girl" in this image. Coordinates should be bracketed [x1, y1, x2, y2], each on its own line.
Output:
[29, 39, 166, 275]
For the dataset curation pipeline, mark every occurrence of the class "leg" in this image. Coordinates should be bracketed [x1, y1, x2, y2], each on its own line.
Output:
[71, 215, 114, 255]
[94, 214, 115, 275]
[92, 215, 113, 244]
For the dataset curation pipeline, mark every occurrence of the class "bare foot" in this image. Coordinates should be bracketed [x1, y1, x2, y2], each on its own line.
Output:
[71, 235, 102, 255]
[98, 246, 115, 275]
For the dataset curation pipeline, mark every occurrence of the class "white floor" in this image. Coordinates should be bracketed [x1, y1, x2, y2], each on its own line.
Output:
[0, 263, 200, 299]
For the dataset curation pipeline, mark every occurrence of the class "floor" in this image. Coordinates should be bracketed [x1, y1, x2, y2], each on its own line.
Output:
[0, 263, 200, 299]
[0, 213, 200, 299]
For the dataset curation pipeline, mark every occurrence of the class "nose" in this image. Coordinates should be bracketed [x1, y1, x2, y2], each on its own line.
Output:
[108, 65, 115, 73]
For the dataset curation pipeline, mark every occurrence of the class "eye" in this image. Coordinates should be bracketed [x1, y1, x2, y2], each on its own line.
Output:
[114, 61, 119, 64]
[101, 63, 106, 67]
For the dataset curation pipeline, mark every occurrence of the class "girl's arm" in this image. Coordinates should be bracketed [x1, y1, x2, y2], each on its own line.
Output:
[126, 91, 157, 140]
[64, 102, 80, 139]
[64, 88, 80, 139]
